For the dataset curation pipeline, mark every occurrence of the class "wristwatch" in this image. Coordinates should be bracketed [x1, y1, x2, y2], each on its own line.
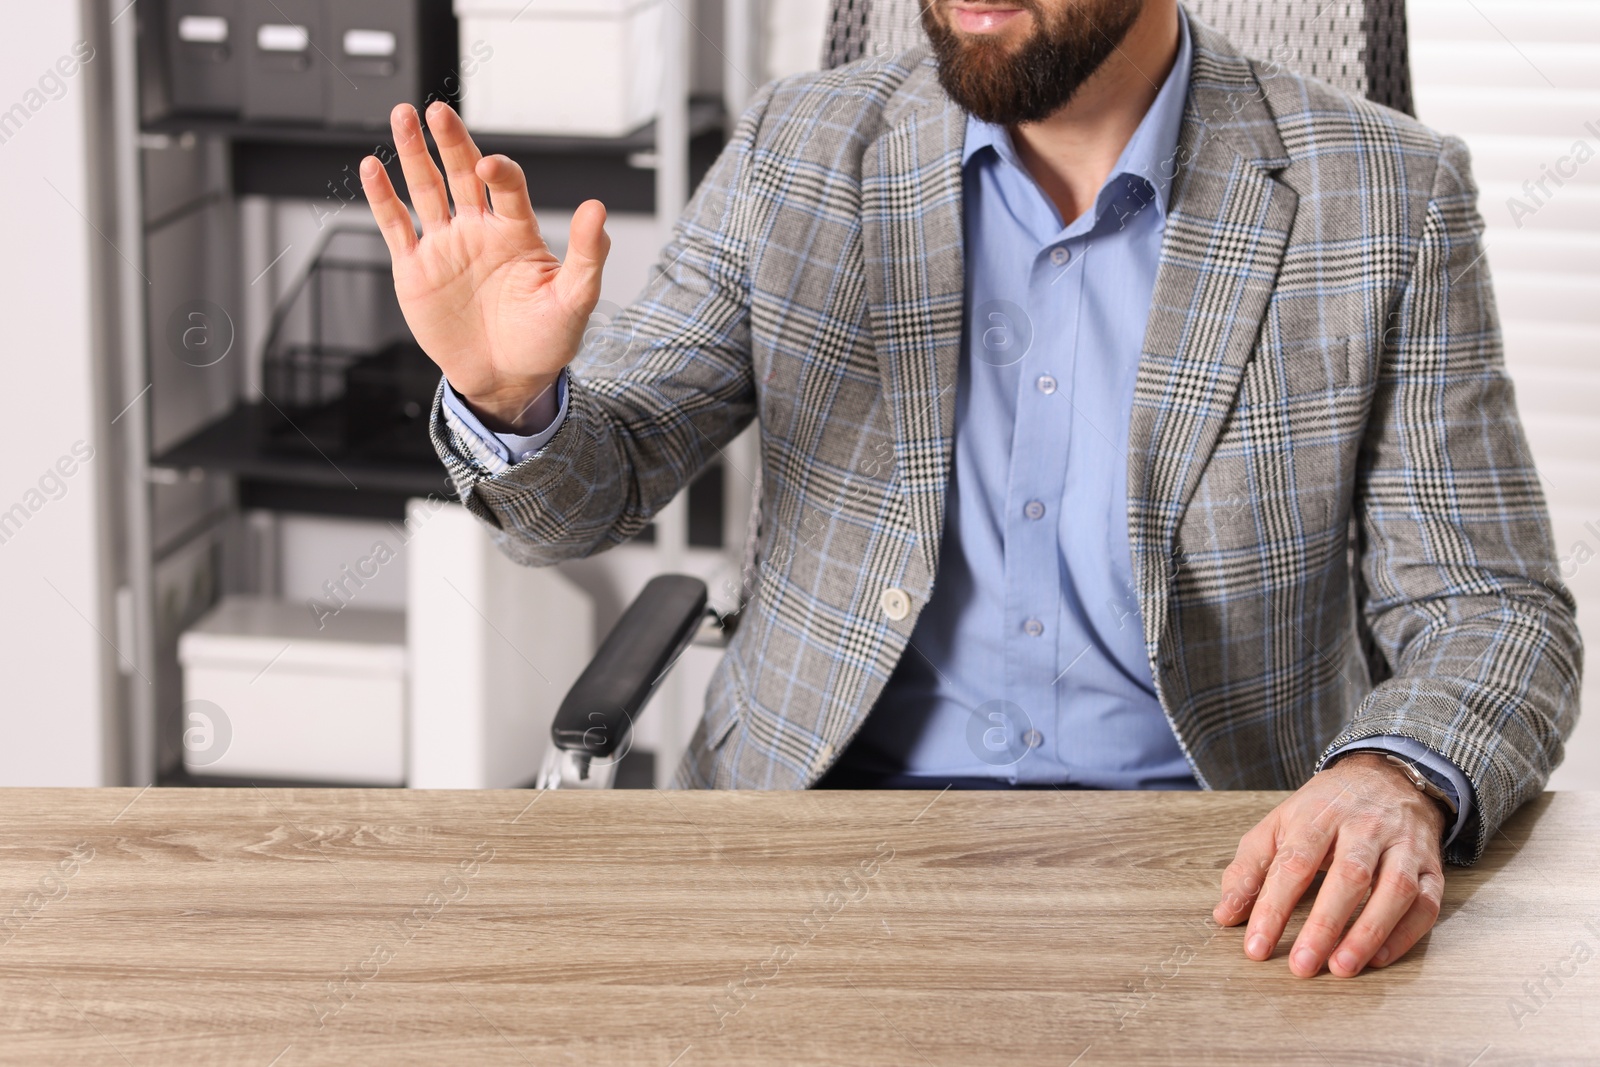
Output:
[1383, 753, 1459, 819]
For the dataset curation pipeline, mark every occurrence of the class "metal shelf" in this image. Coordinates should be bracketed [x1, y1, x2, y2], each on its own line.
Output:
[142, 99, 727, 211]
[152, 403, 454, 520]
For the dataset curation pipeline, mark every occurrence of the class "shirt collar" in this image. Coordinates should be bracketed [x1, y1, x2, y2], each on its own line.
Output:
[960, 9, 1193, 217]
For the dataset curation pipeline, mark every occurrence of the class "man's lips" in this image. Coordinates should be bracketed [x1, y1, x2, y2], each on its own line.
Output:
[949, 4, 1028, 33]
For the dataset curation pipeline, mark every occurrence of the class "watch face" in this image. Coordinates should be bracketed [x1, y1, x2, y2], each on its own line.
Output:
[1383, 755, 1456, 815]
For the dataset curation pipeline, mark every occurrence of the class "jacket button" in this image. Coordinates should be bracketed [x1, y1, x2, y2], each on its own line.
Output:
[880, 587, 912, 621]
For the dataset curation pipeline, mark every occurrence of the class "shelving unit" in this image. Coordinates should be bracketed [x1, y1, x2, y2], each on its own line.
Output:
[107, 0, 764, 787]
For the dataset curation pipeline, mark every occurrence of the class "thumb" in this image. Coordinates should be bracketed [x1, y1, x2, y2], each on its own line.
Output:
[556, 198, 610, 310]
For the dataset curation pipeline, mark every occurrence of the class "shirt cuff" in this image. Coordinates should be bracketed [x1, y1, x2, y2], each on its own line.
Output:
[438, 371, 569, 467]
[1325, 735, 1474, 848]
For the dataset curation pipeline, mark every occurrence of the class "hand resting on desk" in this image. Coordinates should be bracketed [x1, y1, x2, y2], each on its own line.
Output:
[1214, 751, 1448, 978]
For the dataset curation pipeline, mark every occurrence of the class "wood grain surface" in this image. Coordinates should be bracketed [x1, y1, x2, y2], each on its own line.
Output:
[0, 788, 1595, 1065]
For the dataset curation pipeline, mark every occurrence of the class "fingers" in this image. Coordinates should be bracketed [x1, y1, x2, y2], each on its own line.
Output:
[359, 156, 417, 258]
[390, 103, 451, 232]
[1319, 849, 1420, 977]
[1225, 759, 1449, 978]
[1215, 817, 1276, 927]
[1287, 835, 1380, 977]
[555, 198, 611, 310]
[1243, 823, 1335, 963]
[1362, 866, 1444, 971]
[424, 101, 488, 214]
[478, 154, 534, 221]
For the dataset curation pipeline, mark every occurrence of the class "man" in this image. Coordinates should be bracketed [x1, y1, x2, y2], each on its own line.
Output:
[359, 0, 1581, 980]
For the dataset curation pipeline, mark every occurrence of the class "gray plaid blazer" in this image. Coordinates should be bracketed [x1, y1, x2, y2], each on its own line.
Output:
[434, 15, 1582, 864]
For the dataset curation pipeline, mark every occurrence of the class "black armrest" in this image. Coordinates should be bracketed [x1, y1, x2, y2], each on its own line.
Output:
[550, 574, 708, 759]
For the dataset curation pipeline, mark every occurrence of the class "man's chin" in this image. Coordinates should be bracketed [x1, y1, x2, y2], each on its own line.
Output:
[948, 35, 1032, 62]
[942, 32, 1033, 70]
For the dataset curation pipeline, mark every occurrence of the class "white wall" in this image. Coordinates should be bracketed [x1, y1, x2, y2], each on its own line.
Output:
[1410, 0, 1600, 789]
[766, 0, 830, 78]
[0, 3, 117, 784]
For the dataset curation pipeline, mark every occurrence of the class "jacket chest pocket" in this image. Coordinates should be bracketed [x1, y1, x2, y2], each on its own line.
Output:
[1192, 335, 1369, 555]
[1273, 335, 1363, 398]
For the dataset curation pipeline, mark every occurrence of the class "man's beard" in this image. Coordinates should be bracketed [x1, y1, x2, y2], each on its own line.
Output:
[922, 0, 1147, 125]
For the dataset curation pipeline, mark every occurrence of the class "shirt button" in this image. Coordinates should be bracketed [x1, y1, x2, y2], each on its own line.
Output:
[1022, 730, 1044, 749]
[1036, 375, 1057, 395]
[880, 587, 912, 621]
[1023, 618, 1044, 637]
[1024, 500, 1046, 520]
[1049, 246, 1071, 266]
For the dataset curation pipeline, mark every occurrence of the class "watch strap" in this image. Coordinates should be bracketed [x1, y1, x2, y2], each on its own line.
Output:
[1383, 753, 1460, 818]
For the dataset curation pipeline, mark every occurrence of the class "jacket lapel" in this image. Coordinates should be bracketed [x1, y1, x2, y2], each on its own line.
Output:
[859, 56, 967, 580]
[1128, 24, 1298, 662]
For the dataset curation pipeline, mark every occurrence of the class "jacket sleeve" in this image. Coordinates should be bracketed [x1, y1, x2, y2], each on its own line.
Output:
[427, 83, 777, 567]
[1316, 134, 1584, 866]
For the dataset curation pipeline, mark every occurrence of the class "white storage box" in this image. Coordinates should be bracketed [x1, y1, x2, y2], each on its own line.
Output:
[178, 596, 407, 785]
[454, 0, 663, 136]
[405, 499, 595, 788]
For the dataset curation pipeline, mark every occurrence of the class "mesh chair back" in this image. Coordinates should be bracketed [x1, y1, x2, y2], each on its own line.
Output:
[1184, 0, 1413, 114]
[822, 0, 1414, 115]
[822, 0, 925, 65]
[822, 0, 877, 68]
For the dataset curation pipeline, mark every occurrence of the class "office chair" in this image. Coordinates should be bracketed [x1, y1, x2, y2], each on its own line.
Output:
[539, 0, 1416, 789]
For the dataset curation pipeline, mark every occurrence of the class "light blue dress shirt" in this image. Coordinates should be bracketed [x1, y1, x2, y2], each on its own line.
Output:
[442, 12, 1471, 843]
[441, 371, 569, 463]
[843, 16, 1199, 792]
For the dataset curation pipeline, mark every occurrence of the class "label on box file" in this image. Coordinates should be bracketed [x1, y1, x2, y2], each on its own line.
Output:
[177, 15, 229, 43]
[257, 23, 310, 53]
[343, 29, 397, 57]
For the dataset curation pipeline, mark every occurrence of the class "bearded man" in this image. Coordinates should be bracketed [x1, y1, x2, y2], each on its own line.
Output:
[359, 0, 1582, 980]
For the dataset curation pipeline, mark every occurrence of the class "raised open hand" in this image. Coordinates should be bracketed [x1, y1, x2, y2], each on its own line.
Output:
[359, 101, 610, 433]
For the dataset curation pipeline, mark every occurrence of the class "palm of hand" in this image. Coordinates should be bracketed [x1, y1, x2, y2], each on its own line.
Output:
[394, 217, 577, 404]
[360, 101, 610, 431]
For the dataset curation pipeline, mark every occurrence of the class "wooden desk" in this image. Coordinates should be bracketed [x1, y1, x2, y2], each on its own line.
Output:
[0, 789, 1595, 1065]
